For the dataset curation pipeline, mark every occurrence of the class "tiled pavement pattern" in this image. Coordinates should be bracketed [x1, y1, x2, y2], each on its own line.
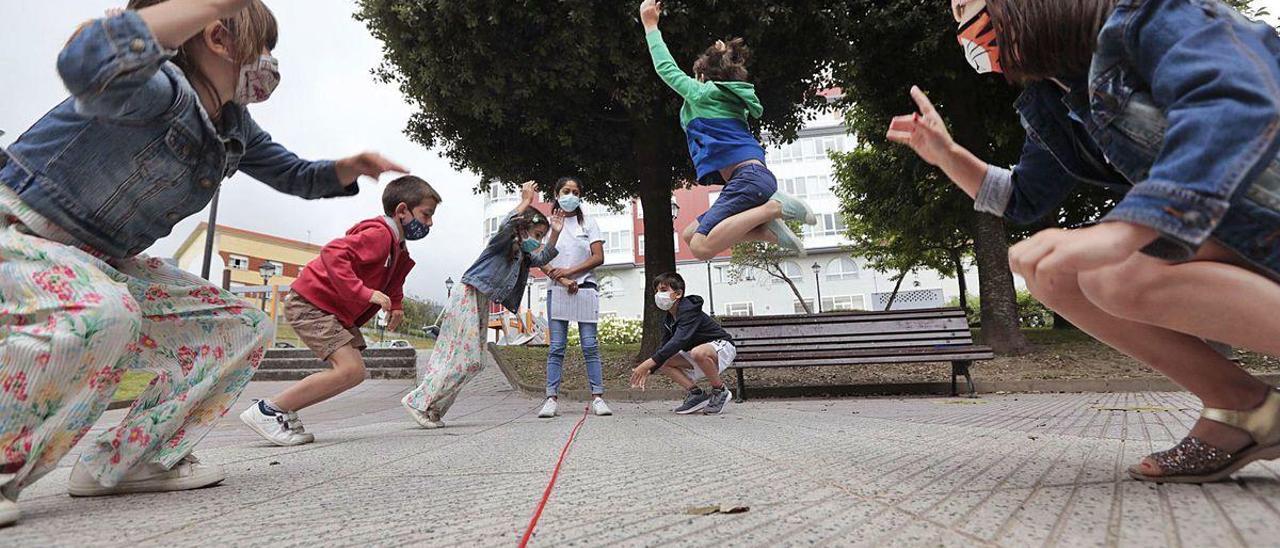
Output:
[8, 360, 1280, 547]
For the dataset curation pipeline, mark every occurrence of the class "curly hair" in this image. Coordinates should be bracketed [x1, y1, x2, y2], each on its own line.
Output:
[508, 210, 550, 261]
[693, 38, 750, 82]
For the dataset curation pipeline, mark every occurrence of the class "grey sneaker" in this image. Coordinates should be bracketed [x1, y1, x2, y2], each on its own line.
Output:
[674, 389, 712, 414]
[765, 219, 807, 257]
[771, 191, 817, 225]
[704, 388, 733, 415]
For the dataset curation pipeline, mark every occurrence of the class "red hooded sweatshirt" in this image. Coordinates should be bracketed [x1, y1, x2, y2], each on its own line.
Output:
[291, 217, 416, 328]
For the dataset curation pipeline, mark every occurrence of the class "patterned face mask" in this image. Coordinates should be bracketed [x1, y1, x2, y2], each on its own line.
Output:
[955, 0, 1002, 74]
[234, 54, 281, 105]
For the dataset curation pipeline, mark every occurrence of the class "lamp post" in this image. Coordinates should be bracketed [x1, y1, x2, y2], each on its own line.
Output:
[258, 263, 277, 312]
[812, 262, 823, 314]
[445, 277, 455, 298]
[706, 261, 715, 316]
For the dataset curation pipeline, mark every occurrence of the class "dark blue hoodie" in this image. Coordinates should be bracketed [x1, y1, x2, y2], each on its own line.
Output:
[649, 295, 733, 371]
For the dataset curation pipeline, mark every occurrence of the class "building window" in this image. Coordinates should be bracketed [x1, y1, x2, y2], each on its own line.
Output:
[773, 261, 804, 283]
[808, 213, 846, 238]
[825, 258, 861, 280]
[725, 302, 754, 317]
[793, 299, 816, 314]
[228, 255, 250, 270]
[483, 217, 502, 240]
[708, 191, 721, 207]
[780, 177, 807, 198]
[487, 186, 517, 202]
[604, 231, 632, 255]
[634, 200, 644, 220]
[637, 235, 645, 256]
[808, 174, 833, 197]
[821, 294, 867, 311]
[264, 261, 285, 277]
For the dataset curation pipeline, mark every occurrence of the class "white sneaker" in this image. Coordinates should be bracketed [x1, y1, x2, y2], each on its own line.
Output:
[592, 397, 613, 416]
[68, 454, 224, 497]
[402, 397, 444, 429]
[538, 397, 558, 418]
[0, 496, 18, 528]
[239, 401, 311, 446]
[284, 411, 315, 444]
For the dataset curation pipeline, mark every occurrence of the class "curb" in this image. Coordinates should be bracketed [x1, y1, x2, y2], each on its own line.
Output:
[484, 349, 1280, 402]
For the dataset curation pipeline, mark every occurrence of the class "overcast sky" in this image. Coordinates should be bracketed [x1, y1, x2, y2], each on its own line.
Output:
[1, 0, 486, 304]
[3, 1, 1278, 304]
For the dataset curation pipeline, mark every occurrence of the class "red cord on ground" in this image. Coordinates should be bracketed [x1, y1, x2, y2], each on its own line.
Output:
[518, 403, 590, 548]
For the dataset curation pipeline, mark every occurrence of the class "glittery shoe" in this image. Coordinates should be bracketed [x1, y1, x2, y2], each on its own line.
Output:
[1129, 388, 1280, 483]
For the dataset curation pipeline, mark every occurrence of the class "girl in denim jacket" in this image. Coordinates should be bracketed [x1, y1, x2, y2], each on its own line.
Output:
[890, 0, 1280, 483]
[402, 182, 563, 428]
[0, 0, 404, 525]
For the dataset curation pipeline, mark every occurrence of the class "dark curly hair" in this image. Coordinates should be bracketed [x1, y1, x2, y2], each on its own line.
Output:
[508, 209, 550, 261]
[693, 38, 750, 82]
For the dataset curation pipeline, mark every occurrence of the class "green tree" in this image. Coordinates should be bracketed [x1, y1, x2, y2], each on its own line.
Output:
[831, 0, 1031, 354]
[400, 295, 445, 334]
[356, 0, 851, 358]
[728, 221, 810, 313]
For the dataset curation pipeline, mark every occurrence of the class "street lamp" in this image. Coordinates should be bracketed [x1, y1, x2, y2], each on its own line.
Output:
[258, 263, 277, 311]
[812, 262, 822, 314]
[445, 276, 455, 298]
[706, 261, 715, 316]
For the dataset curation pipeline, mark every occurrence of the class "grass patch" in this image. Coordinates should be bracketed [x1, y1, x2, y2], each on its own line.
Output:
[495, 328, 1280, 392]
[112, 371, 155, 403]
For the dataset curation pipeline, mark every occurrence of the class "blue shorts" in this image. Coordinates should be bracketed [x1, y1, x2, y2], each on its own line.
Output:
[696, 163, 777, 236]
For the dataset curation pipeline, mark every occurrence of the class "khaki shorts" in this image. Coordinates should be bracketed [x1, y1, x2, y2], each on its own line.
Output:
[284, 291, 367, 360]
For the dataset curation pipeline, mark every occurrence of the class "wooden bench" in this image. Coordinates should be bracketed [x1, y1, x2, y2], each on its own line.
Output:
[717, 307, 993, 401]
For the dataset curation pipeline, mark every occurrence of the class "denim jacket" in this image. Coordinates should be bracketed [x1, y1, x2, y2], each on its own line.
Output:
[976, 0, 1280, 266]
[461, 209, 558, 313]
[0, 11, 356, 258]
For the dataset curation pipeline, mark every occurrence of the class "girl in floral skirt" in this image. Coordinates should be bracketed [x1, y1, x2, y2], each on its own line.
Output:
[0, 0, 402, 527]
[402, 181, 562, 428]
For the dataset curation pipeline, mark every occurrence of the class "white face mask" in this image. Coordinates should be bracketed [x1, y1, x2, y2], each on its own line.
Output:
[234, 54, 280, 105]
[654, 291, 677, 311]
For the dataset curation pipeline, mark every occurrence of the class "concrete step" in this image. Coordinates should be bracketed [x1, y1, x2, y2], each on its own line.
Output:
[264, 347, 416, 360]
[256, 356, 415, 370]
[251, 367, 416, 381]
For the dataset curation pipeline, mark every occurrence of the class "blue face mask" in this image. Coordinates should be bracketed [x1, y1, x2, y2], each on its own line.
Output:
[521, 238, 541, 253]
[557, 194, 581, 212]
[403, 218, 430, 240]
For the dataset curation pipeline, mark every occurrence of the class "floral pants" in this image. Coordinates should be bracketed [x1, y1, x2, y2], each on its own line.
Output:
[403, 284, 489, 418]
[0, 190, 270, 500]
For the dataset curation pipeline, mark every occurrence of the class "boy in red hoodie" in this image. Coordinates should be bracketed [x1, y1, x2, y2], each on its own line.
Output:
[240, 175, 440, 446]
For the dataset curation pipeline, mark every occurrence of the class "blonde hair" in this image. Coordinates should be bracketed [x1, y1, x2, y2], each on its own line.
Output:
[122, 0, 278, 111]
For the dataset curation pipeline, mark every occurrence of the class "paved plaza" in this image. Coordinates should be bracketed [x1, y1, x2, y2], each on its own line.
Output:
[9, 359, 1280, 547]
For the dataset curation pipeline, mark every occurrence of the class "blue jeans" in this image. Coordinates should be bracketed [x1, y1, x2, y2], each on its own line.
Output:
[546, 319, 604, 397]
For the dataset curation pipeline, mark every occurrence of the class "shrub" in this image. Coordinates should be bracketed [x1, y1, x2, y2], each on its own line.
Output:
[565, 317, 644, 346]
[944, 290, 1053, 328]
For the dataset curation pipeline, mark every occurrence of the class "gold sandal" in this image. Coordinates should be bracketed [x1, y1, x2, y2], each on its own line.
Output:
[1129, 388, 1280, 484]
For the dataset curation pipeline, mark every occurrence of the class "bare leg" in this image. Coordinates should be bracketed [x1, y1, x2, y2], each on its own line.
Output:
[658, 355, 698, 391]
[270, 346, 367, 412]
[689, 201, 783, 260]
[1024, 248, 1273, 475]
[690, 344, 725, 389]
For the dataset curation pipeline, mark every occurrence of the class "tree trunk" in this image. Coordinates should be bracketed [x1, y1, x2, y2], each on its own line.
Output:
[774, 267, 812, 314]
[884, 270, 907, 310]
[972, 213, 1032, 355]
[634, 125, 678, 363]
[948, 249, 971, 319]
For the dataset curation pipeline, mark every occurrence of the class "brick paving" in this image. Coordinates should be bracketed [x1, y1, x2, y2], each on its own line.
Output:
[8, 357, 1280, 547]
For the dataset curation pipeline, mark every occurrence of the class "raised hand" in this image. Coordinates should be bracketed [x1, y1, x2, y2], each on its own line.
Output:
[520, 181, 538, 204]
[640, 0, 662, 30]
[886, 86, 957, 167]
[369, 290, 392, 311]
[335, 152, 408, 187]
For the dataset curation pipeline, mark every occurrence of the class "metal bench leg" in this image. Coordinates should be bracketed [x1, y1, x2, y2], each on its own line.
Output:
[952, 360, 976, 398]
[735, 368, 746, 403]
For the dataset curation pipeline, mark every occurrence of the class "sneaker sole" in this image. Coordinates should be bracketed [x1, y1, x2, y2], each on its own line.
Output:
[675, 399, 710, 415]
[704, 390, 734, 415]
[68, 469, 225, 497]
[0, 503, 18, 528]
[239, 409, 309, 447]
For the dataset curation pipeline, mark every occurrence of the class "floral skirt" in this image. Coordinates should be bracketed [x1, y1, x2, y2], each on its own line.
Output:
[0, 187, 270, 499]
[402, 284, 489, 418]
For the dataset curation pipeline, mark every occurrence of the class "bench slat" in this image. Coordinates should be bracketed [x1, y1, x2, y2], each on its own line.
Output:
[733, 351, 995, 369]
[736, 344, 992, 360]
[731, 330, 974, 346]
[725, 318, 970, 340]
[737, 339, 976, 352]
[717, 307, 968, 327]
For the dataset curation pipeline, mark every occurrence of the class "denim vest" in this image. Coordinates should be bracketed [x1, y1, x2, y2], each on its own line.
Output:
[0, 12, 355, 258]
[985, 0, 1280, 274]
[461, 209, 558, 313]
